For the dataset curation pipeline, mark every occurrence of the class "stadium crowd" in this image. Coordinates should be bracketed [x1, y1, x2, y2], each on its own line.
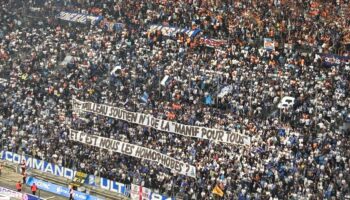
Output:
[0, 0, 349, 199]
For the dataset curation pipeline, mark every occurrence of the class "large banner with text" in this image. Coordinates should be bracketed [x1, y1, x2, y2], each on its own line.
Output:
[69, 129, 196, 178]
[72, 99, 250, 145]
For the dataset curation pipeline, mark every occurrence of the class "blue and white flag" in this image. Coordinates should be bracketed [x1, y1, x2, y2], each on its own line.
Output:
[217, 85, 233, 98]
[140, 92, 149, 103]
[160, 75, 171, 86]
[205, 95, 213, 105]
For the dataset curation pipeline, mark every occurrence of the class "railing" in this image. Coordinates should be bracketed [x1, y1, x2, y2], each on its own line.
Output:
[1, 150, 183, 199]
[0, 151, 129, 200]
[1, 161, 127, 200]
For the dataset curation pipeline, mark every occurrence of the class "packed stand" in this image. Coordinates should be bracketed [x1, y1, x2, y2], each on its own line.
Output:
[0, 0, 349, 199]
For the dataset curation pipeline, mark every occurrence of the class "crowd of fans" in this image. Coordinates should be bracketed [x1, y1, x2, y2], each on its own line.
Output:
[0, 0, 349, 199]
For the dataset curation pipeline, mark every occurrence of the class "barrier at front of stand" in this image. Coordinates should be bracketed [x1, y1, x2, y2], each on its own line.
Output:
[0, 186, 41, 200]
[26, 177, 104, 200]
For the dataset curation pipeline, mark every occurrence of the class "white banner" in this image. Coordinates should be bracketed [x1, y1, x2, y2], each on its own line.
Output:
[148, 25, 201, 38]
[218, 85, 233, 98]
[69, 129, 196, 178]
[129, 184, 174, 200]
[72, 99, 250, 145]
[0, 187, 22, 199]
[57, 11, 101, 25]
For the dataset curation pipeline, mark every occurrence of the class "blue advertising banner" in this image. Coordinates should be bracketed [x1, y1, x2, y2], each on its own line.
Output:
[27, 194, 42, 200]
[319, 54, 350, 66]
[100, 177, 129, 196]
[26, 177, 103, 200]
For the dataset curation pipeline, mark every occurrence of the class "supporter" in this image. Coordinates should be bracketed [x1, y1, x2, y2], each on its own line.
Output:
[20, 160, 26, 175]
[69, 185, 74, 200]
[0, 0, 349, 199]
[22, 172, 27, 184]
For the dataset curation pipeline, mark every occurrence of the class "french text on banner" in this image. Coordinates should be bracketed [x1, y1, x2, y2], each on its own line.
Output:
[72, 99, 251, 146]
[68, 129, 196, 178]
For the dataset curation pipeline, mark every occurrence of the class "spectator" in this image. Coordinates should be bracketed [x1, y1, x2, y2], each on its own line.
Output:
[22, 172, 27, 184]
[69, 185, 74, 200]
[20, 160, 26, 175]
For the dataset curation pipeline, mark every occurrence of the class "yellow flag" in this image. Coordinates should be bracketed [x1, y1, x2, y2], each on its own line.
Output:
[21, 73, 28, 80]
[212, 185, 224, 197]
